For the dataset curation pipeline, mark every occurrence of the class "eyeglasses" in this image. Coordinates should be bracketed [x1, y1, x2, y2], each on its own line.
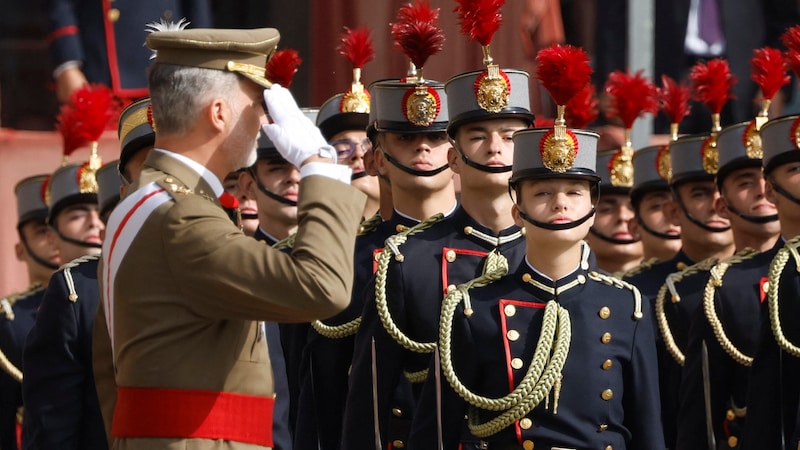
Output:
[329, 138, 373, 160]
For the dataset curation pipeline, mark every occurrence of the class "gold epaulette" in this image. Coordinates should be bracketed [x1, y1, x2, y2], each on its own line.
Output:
[272, 233, 296, 250]
[155, 177, 216, 204]
[617, 257, 660, 279]
[704, 248, 760, 366]
[59, 254, 101, 303]
[1, 283, 44, 320]
[588, 271, 644, 320]
[768, 236, 800, 358]
[358, 213, 383, 236]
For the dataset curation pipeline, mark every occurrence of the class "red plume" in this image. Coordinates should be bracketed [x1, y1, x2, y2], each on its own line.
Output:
[565, 83, 598, 129]
[604, 70, 659, 128]
[390, 0, 445, 69]
[338, 26, 375, 69]
[534, 117, 555, 128]
[751, 47, 789, 100]
[69, 84, 118, 142]
[781, 25, 800, 79]
[454, 0, 505, 46]
[265, 49, 302, 88]
[56, 104, 88, 157]
[219, 192, 239, 210]
[535, 44, 592, 105]
[658, 75, 691, 125]
[689, 58, 736, 114]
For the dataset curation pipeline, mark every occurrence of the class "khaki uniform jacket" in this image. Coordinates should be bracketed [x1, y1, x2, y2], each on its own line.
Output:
[92, 150, 365, 450]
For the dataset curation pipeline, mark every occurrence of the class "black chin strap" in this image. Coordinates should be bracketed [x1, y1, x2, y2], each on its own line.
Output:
[352, 171, 369, 181]
[53, 228, 102, 249]
[381, 151, 450, 177]
[20, 235, 59, 270]
[588, 227, 641, 245]
[459, 153, 512, 173]
[724, 203, 779, 224]
[248, 168, 297, 207]
[636, 215, 682, 241]
[517, 207, 597, 231]
[241, 213, 259, 220]
[770, 179, 800, 207]
[674, 194, 731, 233]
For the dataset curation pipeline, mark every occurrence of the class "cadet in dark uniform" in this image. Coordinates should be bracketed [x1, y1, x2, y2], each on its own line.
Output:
[342, 59, 533, 448]
[22, 163, 108, 449]
[0, 176, 60, 450]
[409, 123, 664, 450]
[676, 120, 781, 450]
[587, 148, 643, 275]
[740, 114, 800, 450]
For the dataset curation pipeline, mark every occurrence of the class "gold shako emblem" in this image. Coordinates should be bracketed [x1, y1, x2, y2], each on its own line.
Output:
[340, 86, 371, 113]
[791, 116, 800, 150]
[473, 66, 510, 113]
[77, 162, 99, 194]
[656, 145, 672, 181]
[402, 86, 441, 127]
[701, 136, 719, 174]
[609, 149, 633, 187]
[539, 128, 578, 173]
[743, 120, 762, 159]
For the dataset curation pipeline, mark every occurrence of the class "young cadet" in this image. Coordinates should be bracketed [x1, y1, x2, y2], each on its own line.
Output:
[624, 145, 681, 273]
[587, 148, 644, 275]
[740, 114, 800, 450]
[645, 134, 735, 449]
[22, 162, 108, 449]
[341, 51, 532, 450]
[0, 175, 60, 450]
[408, 124, 664, 449]
[676, 120, 780, 449]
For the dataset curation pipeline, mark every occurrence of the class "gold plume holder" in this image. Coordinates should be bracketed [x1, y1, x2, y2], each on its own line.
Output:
[405, 61, 419, 84]
[611, 128, 634, 187]
[702, 113, 721, 174]
[89, 141, 102, 170]
[341, 67, 370, 113]
[476, 45, 509, 113]
[670, 122, 679, 142]
[755, 98, 771, 131]
[541, 105, 577, 173]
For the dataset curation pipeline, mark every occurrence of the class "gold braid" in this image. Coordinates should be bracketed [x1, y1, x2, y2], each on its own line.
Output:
[373, 213, 445, 354]
[0, 346, 22, 383]
[703, 248, 759, 366]
[358, 213, 383, 235]
[768, 236, 800, 358]
[271, 233, 296, 251]
[0, 283, 45, 382]
[655, 257, 719, 366]
[439, 253, 571, 437]
[617, 257, 660, 279]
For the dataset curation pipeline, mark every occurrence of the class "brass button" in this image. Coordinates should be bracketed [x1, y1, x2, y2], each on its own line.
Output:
[507, 330, 520, 341]
[463, 226, 474, 235]
[395, 224, 407, 233]
[393, 440, 405, 448]
[504, 304, 516, 317]
[445, 249, 456, 262]
[577, 274, 586, 284]
[598, 423, 608, 432]
[727, 436, 738, 447]
[762, 281, 769, 293]
[601, 332, 612, 344]
[602, 359, 613, 370]
[258, 239, 267, 245]
[523, 440, 534, 450]
[392, 407, 403, 417]
[164, 177, 174, 183]
[726, 409, 735, 421]
[601, 389, 614, 400]
[446, 284, 456, 294]
[522, 273, 532, 283]
[598, 306, 611, 319]
[677, 261, 687, 271]
[605, 446, 613, 450]
[511, 358, 523, 370]
[519, 417, 532, 429]
[107, 8, 120, 22]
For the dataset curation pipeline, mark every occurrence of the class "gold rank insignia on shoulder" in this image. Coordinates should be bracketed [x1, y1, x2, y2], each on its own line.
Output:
[609, 148, 633, 187]
[474, 65, 510, 113]
[701, 135, 719, 174]
[743, 120, 763, 159]
[539, 127, 578, 173]
[790, 116, 800, 149]
[656, 145, 672, 181]
[402, 85, 441, 127]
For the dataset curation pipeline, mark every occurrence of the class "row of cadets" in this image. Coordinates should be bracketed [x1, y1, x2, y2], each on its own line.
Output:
[740, 24, 800, 449]
[0, 175, 61, 450]
[408, 42, 663, 450]
[21, 84, 117, 450]
[341, 0, 533, 447]
[291, 25, 387, 450]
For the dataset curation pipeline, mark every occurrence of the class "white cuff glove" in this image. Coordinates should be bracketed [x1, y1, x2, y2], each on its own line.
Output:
[261, 84, 336, 168]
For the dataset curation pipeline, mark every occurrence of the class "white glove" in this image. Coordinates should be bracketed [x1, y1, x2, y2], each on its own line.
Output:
[261, 84, 336, 168]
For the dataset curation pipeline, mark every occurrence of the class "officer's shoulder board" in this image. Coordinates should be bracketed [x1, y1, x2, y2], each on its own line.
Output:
[358, 213, 383, 236]
[58, 254, 101, 303]
[588, 271, 644, 320]
[1, 283, 45, 321]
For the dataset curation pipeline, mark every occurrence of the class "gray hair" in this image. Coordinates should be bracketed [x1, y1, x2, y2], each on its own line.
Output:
[148, 64, 241, 136]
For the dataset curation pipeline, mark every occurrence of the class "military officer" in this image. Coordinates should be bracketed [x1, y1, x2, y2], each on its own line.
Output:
[0, 176, 60, 450]
[586, 148, 644, 275]
[22, 162, 108, 449]
[341, 45, 533, 450]
[408, 125, 664, 450]
[739, 115, 800, 450]
[94, 27, 365, 450]
[676, 120, 780, 450]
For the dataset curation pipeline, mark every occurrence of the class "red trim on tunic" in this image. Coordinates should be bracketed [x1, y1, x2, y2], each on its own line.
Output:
[46, 25, 79, 44]
[440, 247, 488, 297]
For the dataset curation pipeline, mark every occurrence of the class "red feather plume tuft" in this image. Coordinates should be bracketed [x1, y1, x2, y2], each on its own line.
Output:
[69, 84, 118, 142]
[56, 104, 88, 157]
[782, 25, 800, 78]
[454, 0, 505, 46]
[751, 47, 789, 100]
[534, 117, 555, 128]
[658, 75, 691, 125]
[338, 26, 375, 69]
[689, 58, 737, 114]
[786, 50, 800, 79]
[565, 83, 598, 129]
[266, 49, 302, 88]
[535, 44, 592, 105]
[604, 70, 659, 128]
[390, 0, 445, 69]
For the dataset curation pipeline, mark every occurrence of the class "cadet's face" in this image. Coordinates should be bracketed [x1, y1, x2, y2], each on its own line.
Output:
[247, 159, 300, 223]
[451, 118, 526, 188]
[514, 178, 594, 243]
[330, 130, 379, 201]
[20, 220, 60, 267]
[673, 180, 733, 246]
[376, 132, 451, 191]
[766, 161, 800, 222]
[221, 172, 258, 236]
[54, 204, 104, 259]
[586, 193, 643, 261]
[633, 190, 681, 255]
[719, 166, 779, 233]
